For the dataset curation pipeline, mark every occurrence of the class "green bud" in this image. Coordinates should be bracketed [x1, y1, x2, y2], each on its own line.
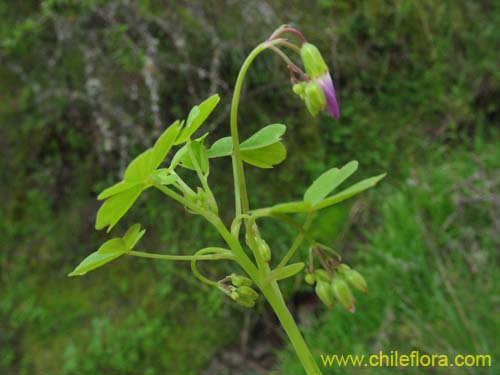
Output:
[305, 273, 316, 285]
[230, 290, 240, 301]
[235, 294, 256, 308]
[257, 238, 271, 262]
[331, 278, 356, 313]
[300, 43, 329, 79]
[237, 286, 259, 300]
[304, 82, 327, 117]
[292, 82, 306, 100]
[230, 273, 253, 287]
[336, 264, 351, 274]
[315, 269, 331, 283]
[345, 269, 368, 294]
[315, 281, 334, 308]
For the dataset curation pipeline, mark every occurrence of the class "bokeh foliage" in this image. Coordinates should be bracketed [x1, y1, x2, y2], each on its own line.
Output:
[1, 1, 498, 374]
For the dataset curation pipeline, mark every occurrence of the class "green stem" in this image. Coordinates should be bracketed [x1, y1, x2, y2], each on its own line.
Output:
[230, 39, 283, 216]
[259, 281, 322, 375]
[128, 248, 233, 261]
[228, 38, 322, 374]
[276, 212, 315, 270]
[191, 248, 233, 287]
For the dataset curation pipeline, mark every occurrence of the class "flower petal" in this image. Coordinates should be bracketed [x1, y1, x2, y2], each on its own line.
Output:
[317, 73, 340, 118]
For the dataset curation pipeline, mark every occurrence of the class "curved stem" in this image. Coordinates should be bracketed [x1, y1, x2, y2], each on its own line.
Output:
[230, 39, 283, 217]
[191, 248, 233, 287]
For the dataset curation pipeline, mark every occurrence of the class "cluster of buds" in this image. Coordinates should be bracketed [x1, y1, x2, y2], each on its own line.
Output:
[218, 273, 260, 308]
[268, 25, 340, 119]
[245, 222, 272, 263]
[306, 263, 367, 313]
[185, 187, 218, 215]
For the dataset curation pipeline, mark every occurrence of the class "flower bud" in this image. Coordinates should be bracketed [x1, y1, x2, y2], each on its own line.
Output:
[292, 82, 306, 100]
[237, 286, 259, 300]
[256, 238, 271, 262]
[304, 82, 327, 117]
[336, 264, 351, 274]
[315, 281, 334, 308]
[315, 269, 331, 283]
[300, 43, 329, 79]
[345, 269, 368, 294]
[331, 278, 355, 313]
[236, 295, 256, 308]
[305, 273, 316, 285]
[230, 273, 253, 287]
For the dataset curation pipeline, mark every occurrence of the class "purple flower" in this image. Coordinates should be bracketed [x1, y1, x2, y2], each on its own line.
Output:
[316, 73, 340, 119]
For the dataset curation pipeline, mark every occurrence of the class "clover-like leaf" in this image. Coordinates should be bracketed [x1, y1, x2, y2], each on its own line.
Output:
[273, 262, 305, 281]
[207, 137, 232, 158]
[304, 161, 358, 206]
[176, 94, 220, 144]
[98, 180, 141, 200]
[315, 173, 386, 210]
[68, 224, 145, 276]
[207, 124, 287, 168]
[122, 223, 146, 250]
[123, 149, 155, 182]
[95, 185, 143, 232]
[241, 142, 287, 168]
[239, 124, 286, 150]
[153, 120, 182, 168]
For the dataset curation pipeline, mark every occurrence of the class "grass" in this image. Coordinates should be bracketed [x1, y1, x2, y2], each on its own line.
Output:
[277, 141, 499, 375]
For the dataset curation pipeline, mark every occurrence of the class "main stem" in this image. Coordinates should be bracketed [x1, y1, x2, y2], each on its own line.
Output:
[229, 41, 322, 375]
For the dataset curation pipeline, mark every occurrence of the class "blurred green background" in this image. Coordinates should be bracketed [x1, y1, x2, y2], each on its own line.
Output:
[1, 1, 499, 374]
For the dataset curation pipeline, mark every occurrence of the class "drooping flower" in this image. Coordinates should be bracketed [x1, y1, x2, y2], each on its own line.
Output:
[299, 42, 340, 118]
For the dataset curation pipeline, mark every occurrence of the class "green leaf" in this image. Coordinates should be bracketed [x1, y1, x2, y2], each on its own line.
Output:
[274, 262, 305, 281]
[98, 180, 141, 200]
[176, 94, 220, 144]
[124, 149, 155, 182]
[239, 124, 286, 150]
[314, 173, 386, 209]
[304, 161, 359, 205]
[95, 185, 143, 232]
[207, 136, 232, 158]
[68, 238, 127, 276]
[122, 223, 146, 250]
[207, 124, 287, 158]
[241, 141, 287, 168]
[171, 135, 209, 172]
[153, 120, 182, 168]
[269, 201, 312, 214]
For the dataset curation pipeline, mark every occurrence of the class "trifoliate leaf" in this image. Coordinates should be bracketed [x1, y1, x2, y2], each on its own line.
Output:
[122, 223, 146, 250]
[207, 124, 287, 158]
[98, 180, 141, 200]
[123, 149, 155, 182]
[176, 94, 220, 144]
[207, 136, 232, 158]
[153, 120, 182, 167]
[239, 124, 286, 150]
[314, 173, 386, 209]
[95, 185, 143, 232]
[304, 161, 358, 205]
[69, 225, 145, 276]
[68, 238, 125, 276]
[241, 142, 287, 168]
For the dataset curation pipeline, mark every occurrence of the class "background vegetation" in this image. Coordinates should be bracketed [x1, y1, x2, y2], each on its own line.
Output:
[1, 1, 498, 374]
